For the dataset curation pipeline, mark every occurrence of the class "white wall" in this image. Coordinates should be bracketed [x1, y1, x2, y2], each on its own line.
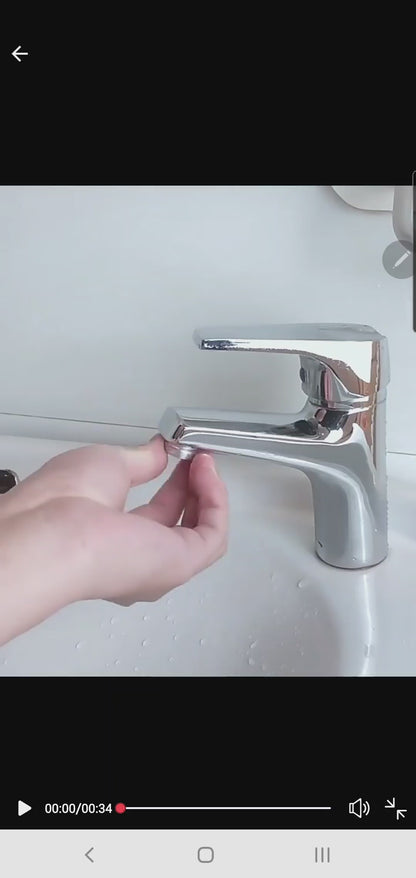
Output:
[1, 186, 414, 451]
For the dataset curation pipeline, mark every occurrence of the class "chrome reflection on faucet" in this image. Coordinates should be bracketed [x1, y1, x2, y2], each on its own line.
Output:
[159, 324, 390, 570]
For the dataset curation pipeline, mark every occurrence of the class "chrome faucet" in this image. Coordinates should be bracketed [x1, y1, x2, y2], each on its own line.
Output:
[158, 324, 390, 570]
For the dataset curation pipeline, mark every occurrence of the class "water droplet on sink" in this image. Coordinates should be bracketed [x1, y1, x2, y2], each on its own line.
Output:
[165, 615, 174, 623]
[110, 616, 117, 624]
[364, 643, 375, 658]
[300, 650, 305, 657]
[199, 638, 206, 646]
[142, 615, 150, 622]
[107, 633, 115, 640]
[134, 666, 140, 673]
[114, 659, 120, 666]
[169, 656, 175, 663]
[297, 579, 306, 589]
[172, 634, 178, 641]
[142, 639, 150, 647]
[261, 663, 267, 672]
[249, 640, 258, 649]
[248, 657, 256, 667]
[75, 641, 83, 649]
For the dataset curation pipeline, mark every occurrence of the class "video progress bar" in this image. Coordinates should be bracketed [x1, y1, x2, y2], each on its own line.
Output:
[125, 806, 332, 811]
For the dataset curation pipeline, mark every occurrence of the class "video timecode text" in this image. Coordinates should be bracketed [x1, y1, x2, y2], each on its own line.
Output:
[44, 803, 113, 815]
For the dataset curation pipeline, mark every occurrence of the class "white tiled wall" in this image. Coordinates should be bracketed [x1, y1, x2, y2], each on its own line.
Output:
[1, 186, 414, 451]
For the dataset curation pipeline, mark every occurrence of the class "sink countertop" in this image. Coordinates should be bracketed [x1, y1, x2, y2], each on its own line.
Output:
[0, 431, 415, 676]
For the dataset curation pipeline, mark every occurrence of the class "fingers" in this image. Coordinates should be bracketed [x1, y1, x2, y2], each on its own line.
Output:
[86, 452, 228, 604]
[175, 453, 228, 575]
[131, 459, 190, 526]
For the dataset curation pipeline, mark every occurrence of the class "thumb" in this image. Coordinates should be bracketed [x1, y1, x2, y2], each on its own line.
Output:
[120, 434, 168, 486]
[0, 434, 169, 519]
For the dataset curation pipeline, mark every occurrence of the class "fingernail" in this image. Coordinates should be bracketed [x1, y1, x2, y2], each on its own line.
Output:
[124, 435, 164, 455]
[198, 453, 217, 471]
[141, 434, 163, 451]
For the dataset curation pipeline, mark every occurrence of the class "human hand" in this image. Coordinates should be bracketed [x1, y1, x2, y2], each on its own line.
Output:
[0, 436, 228, 646]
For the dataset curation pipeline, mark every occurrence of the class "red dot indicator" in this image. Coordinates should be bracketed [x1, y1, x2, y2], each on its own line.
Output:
[115, 802, 126, 814]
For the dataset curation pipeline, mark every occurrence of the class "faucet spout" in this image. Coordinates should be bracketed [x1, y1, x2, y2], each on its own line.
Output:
[161, 404, 328, 458]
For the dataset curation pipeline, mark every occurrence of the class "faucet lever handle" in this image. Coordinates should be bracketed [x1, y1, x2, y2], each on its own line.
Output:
[193, 323, 389, 404]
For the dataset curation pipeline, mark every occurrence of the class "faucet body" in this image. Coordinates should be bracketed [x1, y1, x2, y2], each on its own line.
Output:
[159, 324, 390, 570]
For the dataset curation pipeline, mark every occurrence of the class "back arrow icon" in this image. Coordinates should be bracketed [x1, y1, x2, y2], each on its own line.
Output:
[85, 848, 94, 862]
[12, 46, 29, 62]
[397, 810, 407, 820]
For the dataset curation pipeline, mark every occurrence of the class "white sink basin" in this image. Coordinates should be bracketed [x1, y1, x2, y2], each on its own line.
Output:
[0, 432, 415, 676]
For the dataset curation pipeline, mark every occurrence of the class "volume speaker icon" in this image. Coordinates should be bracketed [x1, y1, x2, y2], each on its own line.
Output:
[348, 798, 370, 819]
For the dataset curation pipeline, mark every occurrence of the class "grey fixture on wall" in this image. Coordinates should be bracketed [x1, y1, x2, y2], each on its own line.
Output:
[392, 186, 413, 246]
[159, 324, 390, 571]
[332, 185, 413, 246]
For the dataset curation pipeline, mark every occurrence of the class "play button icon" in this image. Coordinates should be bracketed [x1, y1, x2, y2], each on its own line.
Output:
[18, 801, 32, 817]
